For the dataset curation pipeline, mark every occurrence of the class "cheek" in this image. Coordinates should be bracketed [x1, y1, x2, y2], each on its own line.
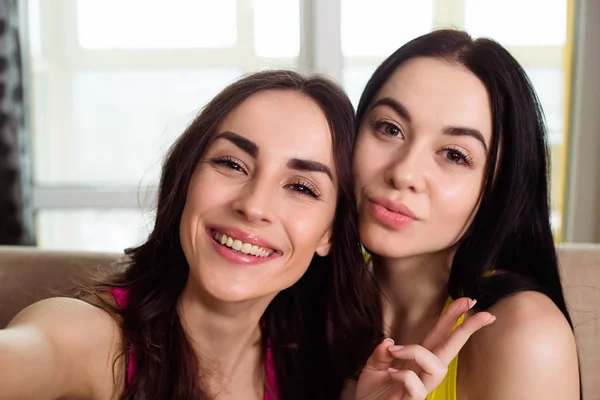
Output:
[180, 173, 231, 240]
[433, 174, 483, 228]
[353, 133, 385, 187]
[187, 169, 236, 213]
[282, 204, 335, 251]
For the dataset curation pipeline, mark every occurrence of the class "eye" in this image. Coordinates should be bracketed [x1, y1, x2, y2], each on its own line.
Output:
[440, 147, 474, 167]
[286, 179, 321, 199]
[373, 119, 404, 138]
[210, 156, 247, 174]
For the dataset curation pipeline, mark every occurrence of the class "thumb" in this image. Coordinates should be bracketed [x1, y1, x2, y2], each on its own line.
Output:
[363, 338, 396, 371]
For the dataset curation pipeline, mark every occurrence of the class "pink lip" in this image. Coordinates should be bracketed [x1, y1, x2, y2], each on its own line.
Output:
[207, 226, 281, 253]
[368, 197, 418, 229]
[205, 226, 282, 266]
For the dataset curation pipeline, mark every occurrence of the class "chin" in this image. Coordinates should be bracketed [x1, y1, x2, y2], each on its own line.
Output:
[365, 243, 415, 259]
[205, 285, 263, 304]
[360, 227, 419, 259]
[188, 269, 260, 304]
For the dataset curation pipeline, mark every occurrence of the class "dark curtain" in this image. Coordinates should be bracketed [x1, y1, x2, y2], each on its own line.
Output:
[0, 0, 32, 245]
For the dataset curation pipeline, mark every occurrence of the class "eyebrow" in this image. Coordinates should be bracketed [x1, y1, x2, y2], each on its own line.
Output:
[287, 158, 333, 182]
[215, 130, 333, 181]
[214, 131, 258, 158]
[443, 126, 488, 153]
[370, 97, 488, 152]
[369, 97, 412, 122]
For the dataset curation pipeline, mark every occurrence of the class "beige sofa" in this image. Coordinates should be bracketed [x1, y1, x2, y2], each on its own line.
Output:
[1, 244, 599, 399]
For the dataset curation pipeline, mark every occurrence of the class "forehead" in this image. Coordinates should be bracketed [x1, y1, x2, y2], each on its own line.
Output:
[219, 89, 334, 162]
[376, 57, 493, 142]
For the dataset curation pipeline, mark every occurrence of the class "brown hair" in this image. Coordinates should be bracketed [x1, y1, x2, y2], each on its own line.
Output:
[80, 70, 380, 399]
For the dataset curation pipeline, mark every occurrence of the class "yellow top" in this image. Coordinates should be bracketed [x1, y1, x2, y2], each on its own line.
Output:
[426, 296, 463, 400]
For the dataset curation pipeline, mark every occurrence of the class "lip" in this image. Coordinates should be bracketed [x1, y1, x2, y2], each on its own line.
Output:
[370, 197, 418, 219]
[368, 197, 418, 229]
[205, 227, 282, 266]
[207, 225, 281, 253]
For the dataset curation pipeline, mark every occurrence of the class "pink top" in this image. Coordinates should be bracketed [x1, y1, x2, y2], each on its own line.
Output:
[110, 288, 279, 399]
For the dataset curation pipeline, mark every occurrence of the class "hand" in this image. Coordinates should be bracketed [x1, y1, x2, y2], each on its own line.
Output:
[355, 298, 496, 400]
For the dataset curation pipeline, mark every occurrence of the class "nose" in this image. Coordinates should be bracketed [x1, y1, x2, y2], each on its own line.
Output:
[384, 144, 427, 194]
[232, 177, 276, 224]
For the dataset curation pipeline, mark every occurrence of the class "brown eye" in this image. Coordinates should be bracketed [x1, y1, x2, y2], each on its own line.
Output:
[210, 156, 247, 174]
[447, 149, 465, 164]
[286, 179, 321, 199]
[440, 147, 474, 167]
[374, 120, 404, 138]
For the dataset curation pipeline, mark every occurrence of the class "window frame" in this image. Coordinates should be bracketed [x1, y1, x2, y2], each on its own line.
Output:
[23, 0, 571, 247]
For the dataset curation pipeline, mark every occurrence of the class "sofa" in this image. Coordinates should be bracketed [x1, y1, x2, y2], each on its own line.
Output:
[0, 244, 599, 398]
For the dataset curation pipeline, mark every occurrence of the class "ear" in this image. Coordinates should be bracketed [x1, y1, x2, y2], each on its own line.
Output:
[315, 227, 332, 257]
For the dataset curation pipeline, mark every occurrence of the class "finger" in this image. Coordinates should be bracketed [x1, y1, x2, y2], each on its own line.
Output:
[421, 297, 476, 351]
[386, 369, 428, 400]
[363, 338, 396, 371]
[434, 311, 496, 365]
[388, 344, 447, 390]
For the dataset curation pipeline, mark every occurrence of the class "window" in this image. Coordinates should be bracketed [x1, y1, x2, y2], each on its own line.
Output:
[26, 0, 571, 251]
[27, 0, 301, 252]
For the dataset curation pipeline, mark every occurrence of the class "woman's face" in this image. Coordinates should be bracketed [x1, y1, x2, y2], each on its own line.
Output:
[353, 57, 493, 260]
[179, 89, 338, 303]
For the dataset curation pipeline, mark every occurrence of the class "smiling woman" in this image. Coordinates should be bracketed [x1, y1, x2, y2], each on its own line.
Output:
[179, 89, 340, 305]
[0, 70, 380, 400]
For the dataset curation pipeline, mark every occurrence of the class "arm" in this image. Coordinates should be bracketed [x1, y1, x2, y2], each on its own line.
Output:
[461, 291, 580, 399]
[0, 297, 122, 400]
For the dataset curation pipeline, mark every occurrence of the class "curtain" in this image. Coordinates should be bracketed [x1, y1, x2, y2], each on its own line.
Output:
[0, 0, 32, 245]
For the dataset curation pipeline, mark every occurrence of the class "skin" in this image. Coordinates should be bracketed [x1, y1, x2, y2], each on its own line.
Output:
[352, 57, 579, 399]
[0, 89, 339, 400]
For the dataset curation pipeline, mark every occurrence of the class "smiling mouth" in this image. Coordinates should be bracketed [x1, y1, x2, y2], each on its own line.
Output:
[211, 231, 275, 258]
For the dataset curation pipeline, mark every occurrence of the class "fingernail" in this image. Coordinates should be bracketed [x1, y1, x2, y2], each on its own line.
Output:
[388, 367, 400, 373]
[383, 337, 395, 346]
[485, 315, 496, 325]
[388, 345, 404, 352]
[469, 299, 478, 309]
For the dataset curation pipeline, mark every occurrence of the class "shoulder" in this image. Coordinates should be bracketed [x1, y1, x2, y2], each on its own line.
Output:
[9, 296, 122, 348]
[7, 296, 124, 397]
[484, 290, 572, 336]
[459, 291, 580, 399]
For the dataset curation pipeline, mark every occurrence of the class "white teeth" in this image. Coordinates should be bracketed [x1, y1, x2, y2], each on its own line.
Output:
[212, 231, 273, 257]
[232, 239, 242, 251]
[241, 243, 252, 254]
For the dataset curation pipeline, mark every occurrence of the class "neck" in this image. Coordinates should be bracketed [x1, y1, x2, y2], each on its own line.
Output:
[372, 249, 453, 344]
[178, 279, 274, 398]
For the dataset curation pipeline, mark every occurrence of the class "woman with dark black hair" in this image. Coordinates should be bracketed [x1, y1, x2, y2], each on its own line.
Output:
[351, 29, 579, 400]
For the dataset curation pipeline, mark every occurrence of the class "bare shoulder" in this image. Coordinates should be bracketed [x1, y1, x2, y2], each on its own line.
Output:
[459, 291, 579, 399]
[484, 290, 572, 335]
[9, 296, 121, 349]
[6, 296, 124, 398]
